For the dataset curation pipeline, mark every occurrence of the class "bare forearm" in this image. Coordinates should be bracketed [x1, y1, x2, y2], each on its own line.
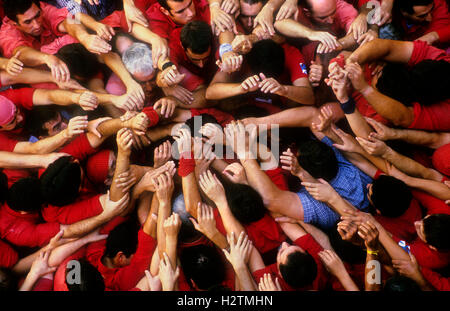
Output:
[383, 148, 443, 181]
[234, 265, 257, 291]
[14, 46, 47, 67]
[13, 130, 70, 154]
[34, 89, 79, 106]
[274, 19, 313, 39]
[165, 237, 178, 268]
[365, 253, 381, 291]
[216, 199, 246, 236]
[205, 83, 245, 100]
[157, 200, 171, 258]
[99, 52, 135, 86]
[0, 152, 50, 169]
[394, 129, 450, 149]
[110, 151, 130, 201]
[182, 173, 202, 219]
[279, 84, 315, 106]
[62, 213, 109, 238]
[403, 176, 450, 201]
[241, 159, 282, 204]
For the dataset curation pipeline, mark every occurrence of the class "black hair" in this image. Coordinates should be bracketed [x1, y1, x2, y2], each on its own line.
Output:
[376, 63, 416, 106]
[40, 156, 81, 207]
[370, 175, 413, 218]
[157, 0, 184, 11]
[103, 220, 140, 259]
[279, 251, 317, 288]
[327, 226, 366, 265]
[297, 140, 338, 182]
[24, 106, 60, 138]
[65, 259, 105, 292]
[4, 0, 39, 23]
[223, 182, 266, 225]
[383, 275, 421, 292]
[396, 0, 433, 14]
[423, 214, 450, 251]
[180, 244, 226, 290]
[180, 21, 213, 54]
[56, 43, 102, 81]
[7, 177, 42, 213]
[246, 39, 285, 79]
[0, 172, 8, 205]
[0, 268, 18, 291]
[409, 60, 450, 106]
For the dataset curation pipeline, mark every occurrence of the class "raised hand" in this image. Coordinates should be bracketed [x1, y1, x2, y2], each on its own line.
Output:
[231, 35, 253, 55]
[158, 252, 180, 291]
[199, 170, 226, 203]
[331, 126, 364, 154]
[154, 97, 177, 119]
[5, 51, 23, 75]
[190, 202, 218, 237]
[217, 53, 243, 73]
[161, 65, 185, 86]
[301, 178, 338, 203]
[223, 231, 253, 268]
[280, 148, 303, 177]
[153, 171, 175, 204]
[194, 139, 216, 176]
[199, 123, 224, 146]
[307, 31, 340, 52]
[240, 74, 261, 93]
[80, 34, 112, 55]
[309, 61, 323, 87]
[28, 250, 57, 279]
[357, 220, 380, 251]
[123, 112, 149, 136]
[162, 85, 194, 105]
[44, 54, 70, 83]
[210, 3, 237, 35]
[102, 191, 130, 217]
[153, 140, 172, 168]
[365, 117, 397, 141]
[224, 121, 257, 160]
[318, 249, 347, 278]
[276, 0, 298, 21]
[347, 13, 368, 42]
[163, 213, 181, 238]
[93, 22, 115, 41]
[116, 128, 134, 156]
[126, 80, 145, 110]
[311, 105, 333, 133]
[253, 4, 275, 36]
[173, 127, 192, 156]
[355, 135, 389, 156]
[124, 0, 148, 31]
[258, 73, 285, 95]
[221, 0, 239, 15]
[114, 169, 137, 193]
[258, 273, 282, 291]
[222, 162, 248, 185]
[345, 62, 369, 92]
[64, 115, 88, 139]
[336, 220, 362, 246]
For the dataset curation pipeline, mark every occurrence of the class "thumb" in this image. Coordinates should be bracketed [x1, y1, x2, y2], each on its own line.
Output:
[126, 16, 132, 33]
[318, 178, 328, 185]
[189, 217, 199, 230]
[13, 51, 21, 59]
[259, 72, 266, 80]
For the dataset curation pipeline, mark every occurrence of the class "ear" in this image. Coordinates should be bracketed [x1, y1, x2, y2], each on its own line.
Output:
[113, 251, 126, 266]
[160, 6, 170, 17]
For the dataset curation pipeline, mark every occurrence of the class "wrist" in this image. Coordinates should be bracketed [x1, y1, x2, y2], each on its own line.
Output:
[62, 128, 71, 139]
[381, 147, 394, 160]
[277, 85, 288, 96]
[360, 85, 373, 97]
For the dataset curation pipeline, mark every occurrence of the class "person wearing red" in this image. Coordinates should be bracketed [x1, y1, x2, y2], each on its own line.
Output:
[0, 0, 113, 83]
[394, 0, 450, 48]
[340, 39, 450, 131]
[0, 239, 19, 269]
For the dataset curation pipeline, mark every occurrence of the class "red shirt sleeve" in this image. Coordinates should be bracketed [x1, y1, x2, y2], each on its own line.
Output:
[0, 239, 18, 268]
[245, 214, 286, 254]
[41, 194, 103, 224]
[282, 43, 308, 83]
[59, 133, 98, 161]
[408, 40, 450, 66]
[0, 133, 19, 152]
[145, 4, 173, 39]
[335, 0, 358, 32]
[4, 220, 61, 248]
[0, 88, 36, 110]
[421, 267, 450, 291]
[264, 167, 288, 190]
[412, 190, 450, 215]
[40, 2, 68, 37]
[426, 0, 450, 43]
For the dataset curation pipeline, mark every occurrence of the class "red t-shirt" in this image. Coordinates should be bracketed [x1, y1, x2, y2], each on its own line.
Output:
[145, 0, 211, 40]
[0, 2, 68, 57]
[0, 203, 60, 248]
[213, 209, 286, 255]
[422, 267, 450, 290]
[296, 0, 357, 36]
[0, 238, 18, 269]
[400, 0, 450, 45]
[374, 198, 424, 242]
[393, 235, 450, 270]
[252, 233, 329, 291]
[412, 190, 450, 215]
[85, 229, 157, 291]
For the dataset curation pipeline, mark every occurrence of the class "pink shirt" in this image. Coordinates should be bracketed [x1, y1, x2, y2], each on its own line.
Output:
[0, 2, 74, 57]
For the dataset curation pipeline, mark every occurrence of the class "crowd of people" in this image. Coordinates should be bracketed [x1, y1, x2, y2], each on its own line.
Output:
[0, 0, 449, 292]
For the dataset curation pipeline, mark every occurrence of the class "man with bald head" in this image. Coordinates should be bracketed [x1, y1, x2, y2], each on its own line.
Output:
[274, 0, 358, 56]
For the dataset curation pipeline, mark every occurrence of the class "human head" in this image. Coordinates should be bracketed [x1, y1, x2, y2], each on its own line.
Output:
[40, 156, 82, 207]
[375, 63, 415, 106]
[7, 177, 43, 213]
[65, 259, 105, 291]
[56, 43, 102, 82]
[0, 268, 18, 291]
[224, 182, 266, 225]
[180, 21, 213, 68]
[122, 43, 155, 82]
[4, 0, 43, 36]
[239, 0, 265, 33]
[246, 39, 285, 79]
[368, 175, 412, 218]
[158, 0, 196, 25]
[277, 242, 317, 288]
[25, 107, 67, 138]
[409, 60, 450, 105]
[180, 244, 226, 290]
[415, 214, 450, 251]
[297, 140, 338, 182]
[0, 96, 23, 132]
[85, 150, 115, 187]
[301, 0, 337, 26]
[103, 220, 140, 267]
[397, 0, 434, 24]
[383, 275, 421, 292]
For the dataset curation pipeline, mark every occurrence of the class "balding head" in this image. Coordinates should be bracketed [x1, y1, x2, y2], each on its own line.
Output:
[303, 0, 337, 25]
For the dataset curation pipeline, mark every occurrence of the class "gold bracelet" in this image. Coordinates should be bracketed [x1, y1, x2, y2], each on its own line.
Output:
[367, 249, 379, 255]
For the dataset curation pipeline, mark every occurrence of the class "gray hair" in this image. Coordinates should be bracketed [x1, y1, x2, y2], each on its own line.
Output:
[122, 43, 154, 77]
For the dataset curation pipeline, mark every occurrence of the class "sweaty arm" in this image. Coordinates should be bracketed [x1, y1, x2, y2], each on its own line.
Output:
[348, 39, 414, 65]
